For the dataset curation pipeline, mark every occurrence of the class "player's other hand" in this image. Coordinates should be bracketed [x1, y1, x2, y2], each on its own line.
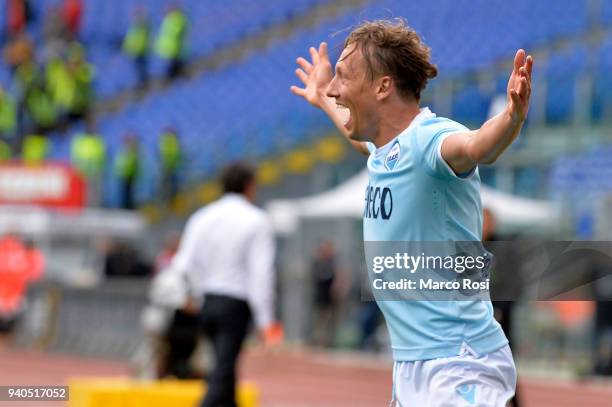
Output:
[263, 322, 284, 346]
[290, 42, 333, 109]
[253, 322, 284, 353]
[506, 49, 533, 124]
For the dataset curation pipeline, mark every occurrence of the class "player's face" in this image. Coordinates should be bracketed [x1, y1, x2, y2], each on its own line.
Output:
[326, 44, 380, 142]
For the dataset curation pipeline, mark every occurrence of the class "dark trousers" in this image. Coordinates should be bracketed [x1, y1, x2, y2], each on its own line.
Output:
[199, 294, 251, 407]
[161, 309, 200, 379]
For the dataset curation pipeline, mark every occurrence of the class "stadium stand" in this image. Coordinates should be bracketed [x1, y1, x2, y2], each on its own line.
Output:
[551, 144, 612, 196]
[2, 0, 612, 207]
[19, 0, 335, 98]
[379, 0, 588, 75]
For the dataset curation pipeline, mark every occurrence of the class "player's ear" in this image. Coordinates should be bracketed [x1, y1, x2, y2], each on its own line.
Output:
[376, 76, 393, 101]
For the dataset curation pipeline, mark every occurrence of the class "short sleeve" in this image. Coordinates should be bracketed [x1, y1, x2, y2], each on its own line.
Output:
[414, 119, 475, 180]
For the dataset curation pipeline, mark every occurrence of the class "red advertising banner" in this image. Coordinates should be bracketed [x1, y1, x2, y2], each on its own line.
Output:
[0, 163, 86, 208]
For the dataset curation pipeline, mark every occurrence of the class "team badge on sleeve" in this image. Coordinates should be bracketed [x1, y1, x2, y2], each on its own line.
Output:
[384, 140, 401, 170]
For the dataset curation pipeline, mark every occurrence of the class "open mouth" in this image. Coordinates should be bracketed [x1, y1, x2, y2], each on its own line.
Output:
[336, 104, 352, 130]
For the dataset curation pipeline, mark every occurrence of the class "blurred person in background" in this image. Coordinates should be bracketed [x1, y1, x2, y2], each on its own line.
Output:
[0, 85, 17, 142]
[24, 74, 58, 134]
[4, 30, 33, 139]
[43, 5, 69, 56]
[114, 133, 141, 210]
[22, 238, 44, 281]
[483, 207, 523, 407]
[13, 58, 38, 134]
[65, 42, 94, 121]
[123, 7, 151, 89]
[141, 233, 201, 380]
[311, 240, 338, 347]
[158, 127, 182, 205]
[21, 133, 49, 165]
[357, 300, 384, 352]
[61, 0, 82, 40]
[6, 0, 26, 39]
[155, 5, 188, 81]
[168, 162, 278, 407]
[0, 138, 11, 161]
[354, 253, 384, 352]
[42, 43, 94, 125]
[5, 0, 33, 41]
[591, 259, 612, 376]
[0, 233, 44, 334]
[155, 233, 202, 380]
[45, 51, 75, 124]
[159, 300, 202, 380]
[70, 124, 106, 206]
[2, 29, 33, 76]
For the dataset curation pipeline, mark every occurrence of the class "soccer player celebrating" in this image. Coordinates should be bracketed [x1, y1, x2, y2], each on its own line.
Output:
[291, 19, 532, 406]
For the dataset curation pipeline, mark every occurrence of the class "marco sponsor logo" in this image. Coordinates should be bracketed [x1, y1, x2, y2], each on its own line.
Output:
[363, 185, 393, 220]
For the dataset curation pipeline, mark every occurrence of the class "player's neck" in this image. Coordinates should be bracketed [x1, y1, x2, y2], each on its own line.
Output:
[371, 101, 421, 148]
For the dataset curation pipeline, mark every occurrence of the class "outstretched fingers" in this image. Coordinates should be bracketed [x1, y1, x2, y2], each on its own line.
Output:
[292, 43, 333, 102]
[513, 49, 526, 73]
[516, 76, 529, 100]
[519, 55, 533, 99]
[519, 61, 532, 82]
[509, 88, 522, 110]
[318, 42, 329, 63]
[295, 68, 308, 85]
[291, 45, 319, 98]
[526, 55, 533, 77]
[297, 57, 312, 74]
[309, 46, 319, 65]
[290, 85, 306, 97]
[510, 50, 533, 105]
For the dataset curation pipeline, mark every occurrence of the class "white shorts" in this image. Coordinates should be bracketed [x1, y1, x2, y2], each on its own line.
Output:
[391, 343, 516, 407]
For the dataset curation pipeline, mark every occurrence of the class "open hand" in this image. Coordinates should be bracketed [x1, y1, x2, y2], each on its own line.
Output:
[507, 49, 533, 123]
[290, 42, 334, 109]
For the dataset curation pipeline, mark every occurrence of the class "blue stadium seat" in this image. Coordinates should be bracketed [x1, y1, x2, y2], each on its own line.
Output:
[545, 46, 588, 124]
[591, 39, 612, 122]
[451, 83, 491, 126]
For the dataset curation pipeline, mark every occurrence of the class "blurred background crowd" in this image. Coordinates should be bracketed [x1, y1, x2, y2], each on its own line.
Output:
[1, 0, 612, 405]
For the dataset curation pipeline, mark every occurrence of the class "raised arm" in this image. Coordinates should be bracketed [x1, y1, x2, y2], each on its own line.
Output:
[290, 42, 369, 156]
[441, 49, 533, 174]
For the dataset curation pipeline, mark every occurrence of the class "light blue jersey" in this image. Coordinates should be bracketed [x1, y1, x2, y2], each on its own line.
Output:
[364, 107, 507, 361]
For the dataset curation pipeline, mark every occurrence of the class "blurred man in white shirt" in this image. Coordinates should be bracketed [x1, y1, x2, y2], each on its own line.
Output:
[170, 162, 276, 407]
